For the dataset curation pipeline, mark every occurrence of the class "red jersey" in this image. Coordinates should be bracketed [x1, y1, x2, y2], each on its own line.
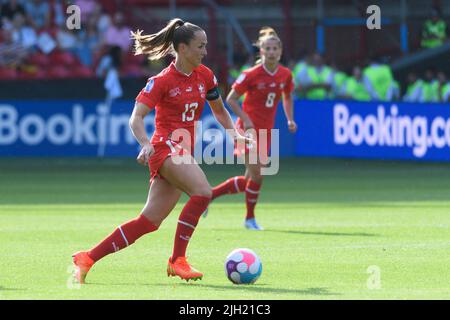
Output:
[232, 64, 294, 129]
[136, 61, 218, 146]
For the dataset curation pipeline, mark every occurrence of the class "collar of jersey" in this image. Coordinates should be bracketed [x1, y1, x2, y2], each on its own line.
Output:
[170, 61, 194, 77]
[262, 63, 279, 76]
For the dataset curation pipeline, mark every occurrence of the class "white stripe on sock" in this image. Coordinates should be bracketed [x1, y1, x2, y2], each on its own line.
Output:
[118, 226, 129, 247]
[246, 187, 259, 194]
[234, 177, 240, 192]
[178, 220, 196, 229]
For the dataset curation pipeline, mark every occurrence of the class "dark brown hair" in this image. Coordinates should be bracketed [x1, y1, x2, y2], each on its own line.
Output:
[131, 18, 203, 60]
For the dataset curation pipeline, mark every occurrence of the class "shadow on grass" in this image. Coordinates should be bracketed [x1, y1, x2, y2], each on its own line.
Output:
[211, 228, 377, 237]
[87, 282, 339, 296]
[0, 286, 26, 291]
[264, 230, 378, 237]
[158, 283, 340, 296]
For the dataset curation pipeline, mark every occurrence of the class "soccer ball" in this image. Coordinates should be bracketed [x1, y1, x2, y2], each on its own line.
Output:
[224, 248, 262, 284]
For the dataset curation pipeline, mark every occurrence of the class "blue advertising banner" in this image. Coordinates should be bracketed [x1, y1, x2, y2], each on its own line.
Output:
[295, 100, 450, 162]
[0, 100, 296, 157]
[3, 99, 450, 161]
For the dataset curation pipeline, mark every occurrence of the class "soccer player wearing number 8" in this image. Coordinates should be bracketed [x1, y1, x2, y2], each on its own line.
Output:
[71, 19, 251, 284]
[207, 27, 297, 230]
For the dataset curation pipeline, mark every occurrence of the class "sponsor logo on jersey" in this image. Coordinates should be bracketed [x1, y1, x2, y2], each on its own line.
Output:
[169, 87, 181, 97]
[144, 79, 154, 93]
[236, 73, 246, 84]
[186, 86, 193, 92]
[269, 82, 276, 88]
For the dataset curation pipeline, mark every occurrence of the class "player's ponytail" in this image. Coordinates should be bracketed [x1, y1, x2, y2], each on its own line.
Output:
[254, 26, 282, 65]
[131, 18, 203, 61]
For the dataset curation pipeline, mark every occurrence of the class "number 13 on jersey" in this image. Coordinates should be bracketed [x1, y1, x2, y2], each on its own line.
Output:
[182, 102, 198, 122]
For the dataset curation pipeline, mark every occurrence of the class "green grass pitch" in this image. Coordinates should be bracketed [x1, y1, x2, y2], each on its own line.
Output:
[0, 157, 449, 299]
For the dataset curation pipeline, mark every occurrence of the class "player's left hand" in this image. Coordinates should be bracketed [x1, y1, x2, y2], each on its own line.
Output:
[235, 132, 255, 149]
[288, 120, 297, 133]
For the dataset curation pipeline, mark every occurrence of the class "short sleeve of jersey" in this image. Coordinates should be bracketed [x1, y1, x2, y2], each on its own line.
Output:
[232, 71, 250, 96]
[202, 66, 218, 91]
[135, 76, 165, 109]
[284, 72, 295, 95]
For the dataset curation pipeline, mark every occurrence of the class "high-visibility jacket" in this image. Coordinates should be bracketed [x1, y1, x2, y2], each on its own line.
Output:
[342, 77, 371, 101]
[421, 19, 447, 49]
[363, 64, 394, 101]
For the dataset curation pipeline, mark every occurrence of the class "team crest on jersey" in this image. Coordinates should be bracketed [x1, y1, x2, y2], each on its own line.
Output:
[169, 87, 181, 97]
[236, 73, 246, 84]
[144, 79, 154, 93]
[198, 84, 205, 93]
[280, 83, 285, 89]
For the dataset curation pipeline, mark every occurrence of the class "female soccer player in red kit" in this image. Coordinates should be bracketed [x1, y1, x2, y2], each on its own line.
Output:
[71, 19, 250, 283]
[207, 27, 297, 230]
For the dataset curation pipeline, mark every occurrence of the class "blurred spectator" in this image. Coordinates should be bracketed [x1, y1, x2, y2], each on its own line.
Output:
[0, 0, 26, 29]
[421, 8, 448, 49]
[0, 28, 28, 66]
[403, 72, 424, 102]
[362, 56, 395, 102]
[11, 13, 37, 50]
[389, 80, 401, 101]
[96, 45, 123, 101]
[421, 68, 440, 102]
[75, 0, 97, 24]
[296, 53, 334, 100]
[24, 0, 50, 30]
[51, 0, 67, 27]
[103, 12, 131, 52]
[340, 66, 371, 101]
[56, 24, 78, 53]
[437, 72, 449, 103]
[331, 63, 348, 99]
[90, 4, 111, 37]
[77, 18, 100, 66]
[441, 77, 450, 103]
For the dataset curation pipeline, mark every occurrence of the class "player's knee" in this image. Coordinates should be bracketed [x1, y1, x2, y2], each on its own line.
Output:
[250, 172, 263, 184]
[192, 185, 212, 199]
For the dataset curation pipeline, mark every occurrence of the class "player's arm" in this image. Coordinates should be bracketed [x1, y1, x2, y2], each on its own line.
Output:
[208, 93, 252, 144]
[129, 102, 154, 166]
[282, 92, 297, 133]
[225, 89, 254, 129]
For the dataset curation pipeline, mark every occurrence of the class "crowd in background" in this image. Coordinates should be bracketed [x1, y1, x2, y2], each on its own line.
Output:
[0, 0, 449, 103]
[0, 0, 140, 79]
[286, 52, 450, 103]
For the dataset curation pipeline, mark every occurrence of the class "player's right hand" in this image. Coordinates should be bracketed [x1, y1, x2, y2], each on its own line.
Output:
[136, 143, 155, 166]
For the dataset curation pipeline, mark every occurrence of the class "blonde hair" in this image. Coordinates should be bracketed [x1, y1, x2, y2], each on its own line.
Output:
[255, 26, 282, 65]
[131, 18, 203, 61]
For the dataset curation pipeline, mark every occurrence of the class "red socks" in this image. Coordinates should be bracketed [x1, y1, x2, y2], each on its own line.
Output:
[88, 214, 158, 262]
[212, 176, 247, 200]
[245, 179, 261, 220]
[171, 195, 211, 262]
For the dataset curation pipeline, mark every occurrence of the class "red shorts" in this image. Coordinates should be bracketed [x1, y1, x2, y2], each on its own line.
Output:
[234, 123, 272, 164]
[148, 137, 189, 181]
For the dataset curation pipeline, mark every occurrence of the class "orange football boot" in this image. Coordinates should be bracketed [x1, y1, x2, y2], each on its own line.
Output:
[167, 257, 203, 282]
[72, 251, 94, 284]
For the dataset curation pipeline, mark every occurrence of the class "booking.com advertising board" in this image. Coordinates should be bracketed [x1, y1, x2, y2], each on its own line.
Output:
[1, 99, 450, 162]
